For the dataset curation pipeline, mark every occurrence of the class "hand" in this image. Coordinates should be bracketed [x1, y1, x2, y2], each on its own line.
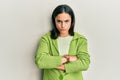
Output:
[64, 55, 78, 62]
[61, 56, 67, 64]
[56, 64, 65, 71]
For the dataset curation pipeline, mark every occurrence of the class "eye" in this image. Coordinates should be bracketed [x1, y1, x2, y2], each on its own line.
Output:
[56, 20, 62, 23]
[65, 20, 69, 23]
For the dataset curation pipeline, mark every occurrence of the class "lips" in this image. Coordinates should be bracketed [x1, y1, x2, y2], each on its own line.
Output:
[60, 29, 66, 31]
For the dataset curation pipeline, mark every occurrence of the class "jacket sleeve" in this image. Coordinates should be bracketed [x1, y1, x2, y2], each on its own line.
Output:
[35, 36, 62, 69]
[65, 38, 90, 73]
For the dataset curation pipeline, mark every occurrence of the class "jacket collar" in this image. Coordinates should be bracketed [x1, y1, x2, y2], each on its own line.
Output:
[51, 32, 81, 55]
[52, 38, 59, 55]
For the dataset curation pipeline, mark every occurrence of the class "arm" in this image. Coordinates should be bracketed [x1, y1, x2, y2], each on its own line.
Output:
[35, 37, 62, 69]
[56, 55, 78, 71]
[64, 39, 90, 73]
[56, 56, 67, 71]
[64, 55, 78, 62]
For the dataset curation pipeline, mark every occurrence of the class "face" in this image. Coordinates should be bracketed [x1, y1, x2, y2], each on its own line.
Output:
[55, 12, 71, 36]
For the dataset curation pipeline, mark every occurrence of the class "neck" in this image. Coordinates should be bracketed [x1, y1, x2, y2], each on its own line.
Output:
[59, 33, 69, 37]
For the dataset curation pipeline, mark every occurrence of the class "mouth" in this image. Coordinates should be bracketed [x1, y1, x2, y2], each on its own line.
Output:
[60, 29, 66, 31]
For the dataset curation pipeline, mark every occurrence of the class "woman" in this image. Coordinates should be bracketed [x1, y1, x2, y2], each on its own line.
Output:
[35, 4, 90, 80]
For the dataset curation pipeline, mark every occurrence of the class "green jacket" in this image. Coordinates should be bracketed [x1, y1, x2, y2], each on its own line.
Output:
[35, 32, 90, 80]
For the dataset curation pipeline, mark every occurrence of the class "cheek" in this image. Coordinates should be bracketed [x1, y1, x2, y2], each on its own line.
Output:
[55, 23, 60, 29]
[55, 24, 61, 31]
[67, 23, 71, 29]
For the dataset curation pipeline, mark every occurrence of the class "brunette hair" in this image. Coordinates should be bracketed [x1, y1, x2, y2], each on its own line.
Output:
[51, 4, 75, 39]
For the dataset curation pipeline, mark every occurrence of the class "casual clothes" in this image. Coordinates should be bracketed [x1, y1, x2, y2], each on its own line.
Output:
[35, 32, 90, 80]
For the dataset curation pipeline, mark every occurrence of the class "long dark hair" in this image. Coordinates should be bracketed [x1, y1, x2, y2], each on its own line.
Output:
[51, 4, 75, 39]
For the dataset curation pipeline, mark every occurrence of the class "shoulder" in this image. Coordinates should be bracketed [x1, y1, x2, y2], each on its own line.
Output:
[39, 32, 52, 42]
[41, 32, 51, 39]
[74, 32, 87, 40]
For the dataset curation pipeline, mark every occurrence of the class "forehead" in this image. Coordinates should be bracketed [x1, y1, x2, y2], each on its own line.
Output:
[55, 12, 71, 20]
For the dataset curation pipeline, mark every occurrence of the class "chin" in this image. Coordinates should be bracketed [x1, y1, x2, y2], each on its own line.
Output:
[60, 31, 69, 35]
[60, 31, 67, 33]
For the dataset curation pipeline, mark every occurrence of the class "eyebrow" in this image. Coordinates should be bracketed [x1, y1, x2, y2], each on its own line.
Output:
[56, 19, 70, 22]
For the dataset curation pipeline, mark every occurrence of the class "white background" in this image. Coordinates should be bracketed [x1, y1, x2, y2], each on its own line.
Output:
[0, 0, 120, 80]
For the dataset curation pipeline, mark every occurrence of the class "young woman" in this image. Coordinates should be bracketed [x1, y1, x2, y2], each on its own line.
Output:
[35, 4, 90, 80]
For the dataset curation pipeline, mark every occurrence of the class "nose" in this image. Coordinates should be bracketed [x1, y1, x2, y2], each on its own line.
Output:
[61, 22, 65, 28]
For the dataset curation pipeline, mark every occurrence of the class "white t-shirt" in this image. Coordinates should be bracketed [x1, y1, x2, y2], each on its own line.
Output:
[57, 36, 73, 56]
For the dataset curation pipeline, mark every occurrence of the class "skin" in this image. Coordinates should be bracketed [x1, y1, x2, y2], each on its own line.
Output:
[55, 12, 71, 37]
[55, 12, 78, 71]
